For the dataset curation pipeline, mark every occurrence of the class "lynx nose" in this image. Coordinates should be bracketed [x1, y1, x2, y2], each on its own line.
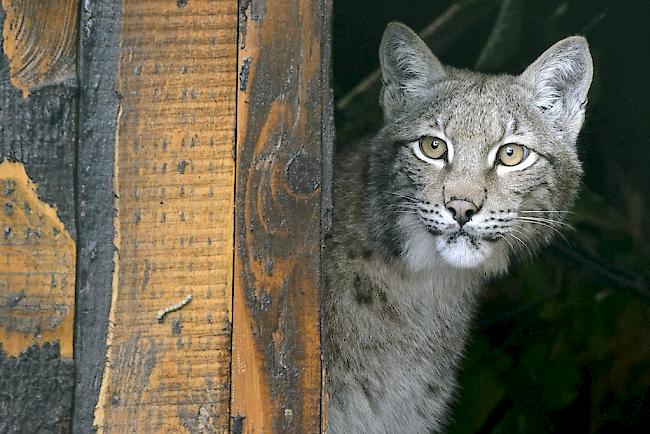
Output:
[445, 199, 479, 226]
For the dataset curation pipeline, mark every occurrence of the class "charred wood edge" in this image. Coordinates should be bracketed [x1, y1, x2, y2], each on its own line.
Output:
[335, 1, 499, 111]
[71, 0, 122, 432]
[228, 0, 242, 431]
[320, 0, 334, 432]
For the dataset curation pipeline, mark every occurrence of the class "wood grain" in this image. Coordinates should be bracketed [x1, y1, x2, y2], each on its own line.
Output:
[93, 0, 238, 432]
[0, 160, 75, 357]
[0, 1, 78, 430]
[1, 0, 78, 96]
[72, 1, 124, 431]
[231, 0, 332, 432]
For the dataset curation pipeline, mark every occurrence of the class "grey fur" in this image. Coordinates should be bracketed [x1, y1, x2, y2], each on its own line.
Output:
[324, 22, 592, 433]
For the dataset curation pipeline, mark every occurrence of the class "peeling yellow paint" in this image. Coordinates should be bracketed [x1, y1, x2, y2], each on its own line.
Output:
[0, 160, 76, 358]
[1, 0, 79, 97]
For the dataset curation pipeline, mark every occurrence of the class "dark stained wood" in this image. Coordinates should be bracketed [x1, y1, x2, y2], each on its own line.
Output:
[0, 343, 74, 433]
[320, 3, 334, 431]
[231, 0, 333, 432]
[0, 1, 79, 431]
[72, 1, 123, 432]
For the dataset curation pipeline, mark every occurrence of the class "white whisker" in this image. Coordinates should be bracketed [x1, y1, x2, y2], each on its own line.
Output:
[387, 192, 420, 202]
[520, 210, 573, 214]
[518, 215, 575, 230]
[387, 203, 418, 209]
[512, 225, 542, 252]
[499, 233, 516, 253]
[517, 217, 571, 245]
[507, 232, 534, 261]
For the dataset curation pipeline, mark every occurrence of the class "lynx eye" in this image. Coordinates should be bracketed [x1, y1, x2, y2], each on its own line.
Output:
[497, 143, 529, 166]
[419, 136, 447, 160]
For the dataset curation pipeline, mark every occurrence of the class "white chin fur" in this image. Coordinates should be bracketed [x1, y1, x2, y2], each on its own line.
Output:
[401, 226, 442, 272]
[435, 235, 492, 269]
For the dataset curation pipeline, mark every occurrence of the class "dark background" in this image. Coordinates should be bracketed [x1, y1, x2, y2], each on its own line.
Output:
[333, 0, 650, 432]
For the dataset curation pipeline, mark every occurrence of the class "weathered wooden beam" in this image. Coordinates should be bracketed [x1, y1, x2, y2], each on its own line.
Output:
[92, 0, 238, 432]
[0, 0, 79, 431]
[73, 1, 123, 432]
[231, 0, 333, 432]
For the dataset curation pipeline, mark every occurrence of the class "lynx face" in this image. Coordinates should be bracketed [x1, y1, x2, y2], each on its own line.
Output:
[366, 23, 592, 272]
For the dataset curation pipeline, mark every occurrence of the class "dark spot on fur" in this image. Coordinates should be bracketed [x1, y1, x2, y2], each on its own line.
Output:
[347, 249, 358, 259]
[354, 275, 373, 305]
[428, 383, 441, 395]
[361, 382, 375, 404]
[381, 302, 401, 322]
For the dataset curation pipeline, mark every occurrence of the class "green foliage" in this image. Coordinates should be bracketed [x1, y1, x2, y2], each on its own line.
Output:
[334, 0, 650, 431]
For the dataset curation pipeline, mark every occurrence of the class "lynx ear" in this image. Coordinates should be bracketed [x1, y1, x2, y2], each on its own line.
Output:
[379, 22, 446, 119]
[519, 36, 593, 140]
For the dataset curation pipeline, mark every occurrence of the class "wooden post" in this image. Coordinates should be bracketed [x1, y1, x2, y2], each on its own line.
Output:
[91, 1, 238, 431]
[73, 0, 123, 431]
[231, 0, 332, 432]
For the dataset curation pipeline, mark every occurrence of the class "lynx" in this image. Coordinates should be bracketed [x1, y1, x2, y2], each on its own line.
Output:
[324, 22, 592, 433]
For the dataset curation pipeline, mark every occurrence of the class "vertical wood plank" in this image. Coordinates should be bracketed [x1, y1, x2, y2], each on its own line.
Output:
[231, 0, 333, 432]
[93, 1, 238, 432]
[0, 1, 78, 431]
[73, 1, 123, 432]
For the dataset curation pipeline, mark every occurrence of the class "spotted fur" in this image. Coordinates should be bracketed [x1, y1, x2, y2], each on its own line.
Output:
[324, 22, 592, 433]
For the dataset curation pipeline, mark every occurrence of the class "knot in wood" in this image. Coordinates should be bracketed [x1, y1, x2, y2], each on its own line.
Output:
[285, 152, 320, 194]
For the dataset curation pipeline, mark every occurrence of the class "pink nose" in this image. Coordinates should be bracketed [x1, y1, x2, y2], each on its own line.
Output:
[445, 199, 479, 226]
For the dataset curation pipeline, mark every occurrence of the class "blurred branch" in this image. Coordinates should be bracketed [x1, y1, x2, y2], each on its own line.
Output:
[336, 1, 498, 111]
[474, 0, 523, 71]
[475, 399, 512, 434]
[553, 244, 649, 300]
[479, 242, 649, 329]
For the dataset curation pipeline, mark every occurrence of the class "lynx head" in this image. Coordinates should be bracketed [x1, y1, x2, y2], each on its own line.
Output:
[366, 23, 592, 273]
